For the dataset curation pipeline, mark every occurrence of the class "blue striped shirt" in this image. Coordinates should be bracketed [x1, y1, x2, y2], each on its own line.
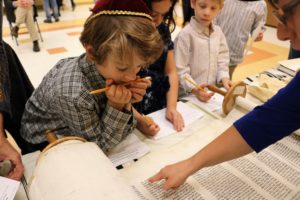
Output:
[215, 0, 267, 66]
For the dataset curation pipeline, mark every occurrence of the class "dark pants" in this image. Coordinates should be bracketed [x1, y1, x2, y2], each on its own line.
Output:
[2, 42, 46, 154]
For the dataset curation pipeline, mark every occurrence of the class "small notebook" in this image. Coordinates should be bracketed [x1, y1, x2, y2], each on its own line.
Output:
[278, 58, 300, 76]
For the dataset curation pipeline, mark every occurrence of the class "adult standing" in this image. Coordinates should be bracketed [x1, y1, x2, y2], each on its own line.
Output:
[43, 0, 59, 23]
[150, 0, 300, 190]
[0, 0, 24, 180]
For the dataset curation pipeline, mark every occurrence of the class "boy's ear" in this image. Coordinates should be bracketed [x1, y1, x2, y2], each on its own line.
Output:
[84, 44, 96, 63]
[220, 2, 224, 10]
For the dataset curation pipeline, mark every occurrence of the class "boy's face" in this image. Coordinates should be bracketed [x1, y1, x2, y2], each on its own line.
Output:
[191, 0, 222, 27]
[151, 0, 172, 27]
[96, 54, 146, 84]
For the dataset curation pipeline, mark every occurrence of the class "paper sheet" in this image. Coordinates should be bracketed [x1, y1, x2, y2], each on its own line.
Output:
[0, 176, 20, 200]
[182, 93, 223, 112]
[108, 133, 150, 167]
[148, 102, 204, 140]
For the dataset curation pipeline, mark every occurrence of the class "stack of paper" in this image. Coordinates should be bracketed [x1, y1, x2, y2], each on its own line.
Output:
[278, 58, 300, 76]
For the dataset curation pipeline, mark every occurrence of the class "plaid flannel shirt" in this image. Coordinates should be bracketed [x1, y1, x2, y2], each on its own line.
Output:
[21, 54, 137, 153]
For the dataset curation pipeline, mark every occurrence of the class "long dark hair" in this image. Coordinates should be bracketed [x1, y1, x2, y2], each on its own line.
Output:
[144, 0, 178, 33]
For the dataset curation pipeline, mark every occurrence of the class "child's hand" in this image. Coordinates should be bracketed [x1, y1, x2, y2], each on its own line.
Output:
[105, 79, 132, 110]
[254, 32, 264, 41]
[222, 78, 232, 90]
[127, 77, 151, 103]
[166, 108, 184, 132]
[136, 116, 160, 136]
[192, 83, 214, 102]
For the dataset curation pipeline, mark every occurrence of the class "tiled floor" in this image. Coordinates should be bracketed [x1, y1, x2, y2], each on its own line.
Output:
[3, 4, 91, 87]
[2, 3, 290, 87]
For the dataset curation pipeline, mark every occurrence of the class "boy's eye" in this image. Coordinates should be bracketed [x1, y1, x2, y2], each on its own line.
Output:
[139, 64, 148, 69]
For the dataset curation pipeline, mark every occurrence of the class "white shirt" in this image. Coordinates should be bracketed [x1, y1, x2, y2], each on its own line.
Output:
[174, 17, 230, 94]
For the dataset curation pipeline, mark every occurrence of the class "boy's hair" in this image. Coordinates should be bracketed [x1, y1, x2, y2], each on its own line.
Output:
[193, 0, 224, 4]
[144, 0, 178, 33]
[80, 15, 163, 67]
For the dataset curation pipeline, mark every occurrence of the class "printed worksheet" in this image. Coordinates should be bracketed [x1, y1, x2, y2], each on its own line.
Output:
[148, 102, 205, 140]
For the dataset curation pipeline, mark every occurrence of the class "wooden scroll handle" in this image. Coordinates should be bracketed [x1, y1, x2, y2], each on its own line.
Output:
[46, 130, 58, 143]
[207, 85, 227, 96]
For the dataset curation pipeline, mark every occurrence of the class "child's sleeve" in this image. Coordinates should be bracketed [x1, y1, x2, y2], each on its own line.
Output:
[216, 31, 230, 83]
[56, 94, 136, 153]
[251, 1, 267, 34]
[174, 33, 196, 93]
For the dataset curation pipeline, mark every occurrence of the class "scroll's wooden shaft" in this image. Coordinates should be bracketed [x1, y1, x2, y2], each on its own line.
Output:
[207, 85, 227, 96]
[46, 130, 58, 143]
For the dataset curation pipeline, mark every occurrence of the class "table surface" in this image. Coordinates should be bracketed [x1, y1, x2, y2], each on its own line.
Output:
[15, 67, 292, 199]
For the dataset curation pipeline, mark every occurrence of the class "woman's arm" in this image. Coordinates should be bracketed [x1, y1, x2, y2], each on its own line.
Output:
[149, 125, 253, 190]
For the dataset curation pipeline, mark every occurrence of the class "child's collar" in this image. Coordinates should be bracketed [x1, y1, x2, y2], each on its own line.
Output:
[190, 17, 215, 36]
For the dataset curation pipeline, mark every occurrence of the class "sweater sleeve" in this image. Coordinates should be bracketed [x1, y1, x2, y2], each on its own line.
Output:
[234, 72, 300, 152]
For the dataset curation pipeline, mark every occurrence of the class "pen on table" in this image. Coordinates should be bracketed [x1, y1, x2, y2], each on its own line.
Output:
[246, 77, 253, 82]
[184, 76, 207, 93]
[89, 76, 152, 95]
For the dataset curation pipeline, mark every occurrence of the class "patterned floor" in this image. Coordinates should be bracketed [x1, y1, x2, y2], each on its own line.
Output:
[2, 3, 290, 87]
[234, 41, 289, 81]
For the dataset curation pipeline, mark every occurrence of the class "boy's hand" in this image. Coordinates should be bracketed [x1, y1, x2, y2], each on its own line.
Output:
[105, 79, 132, 110]
[166, 108, 184, 132]
[254, 32, 264, 41]
[222, 78, 232, 90]
[127, 77, 151, 103]
[192, 83, 214, 102]
[137, 118, 160, 136]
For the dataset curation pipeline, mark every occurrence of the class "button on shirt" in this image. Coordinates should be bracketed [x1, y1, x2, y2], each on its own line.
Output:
[21, 54, 137, 153]
[174, 17, 229, 94]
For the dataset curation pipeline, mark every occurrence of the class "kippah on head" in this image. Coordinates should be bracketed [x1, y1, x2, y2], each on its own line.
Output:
[86, 0, 152, 23]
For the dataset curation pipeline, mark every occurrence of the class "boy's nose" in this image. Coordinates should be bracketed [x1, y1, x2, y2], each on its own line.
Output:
[204, 8, 211, 16]
[124, 74, 136, 82]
